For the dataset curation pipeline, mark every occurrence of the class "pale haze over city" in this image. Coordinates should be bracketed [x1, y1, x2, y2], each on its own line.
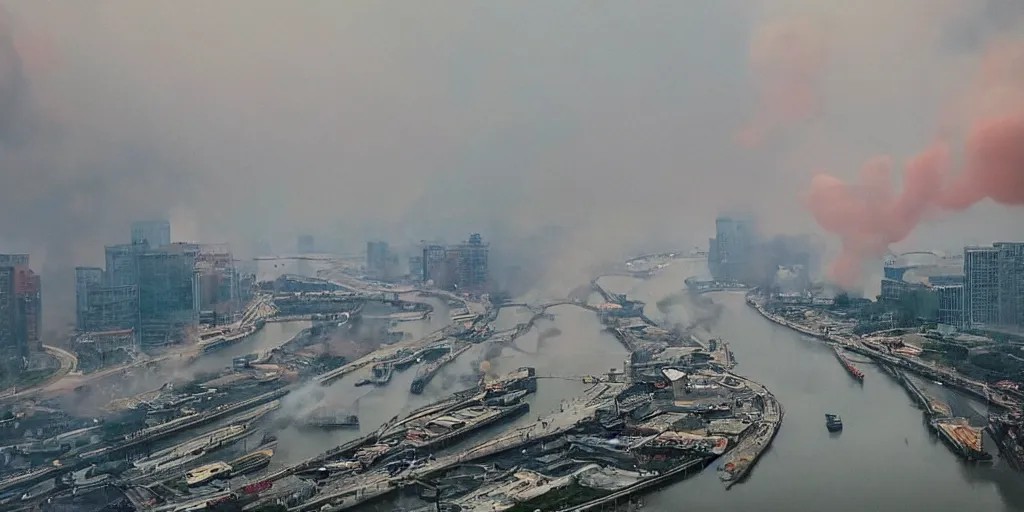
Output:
[1, 2, 1023, 512]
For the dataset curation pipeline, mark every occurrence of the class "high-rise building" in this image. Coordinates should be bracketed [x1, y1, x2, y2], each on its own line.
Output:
[194, 244, 240, 322]
[711, 215, 757, 282]
[0, 255, 42, 363]
[996, 242, 1024, 329]
[408, 255, 424, 280]
[75, 267, 105, 330]
[137, 243, 200, 347]
[80, 285, 138, 335]
[453, 233, 489, 290]
[297, 235, 315, 254]
[0, 266, 18, 362]
[422, 243, 447, 284]
[934, 285, 965, 328]
[131, 220, 171, 248]
[0, 254, 29, 267]
[105, 244, 142, 287]
[964, 246, 1000, 329]
[366, 241, 390, 277]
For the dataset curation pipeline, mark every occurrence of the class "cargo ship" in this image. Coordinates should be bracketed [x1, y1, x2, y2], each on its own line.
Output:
[410, 343, 473, 394]
[932, 418, 992, 462]
[832, 345, 864, 382]
[825, 413, 843, 432]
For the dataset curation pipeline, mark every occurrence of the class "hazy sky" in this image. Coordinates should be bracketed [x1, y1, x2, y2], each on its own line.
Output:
[2, 1, 1023, 323]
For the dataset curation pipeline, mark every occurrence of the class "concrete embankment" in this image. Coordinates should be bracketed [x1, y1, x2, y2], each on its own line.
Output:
[742, 291, 993, 403]
[561, 458, 710, 511]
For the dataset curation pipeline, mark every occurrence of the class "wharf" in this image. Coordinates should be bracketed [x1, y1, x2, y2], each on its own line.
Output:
[745, 292, 995, 403]
[717, 377, 783, 488]
[561, 457, 709, 511]
[932, 418, 991, 462]
[79, 387, 289, 461]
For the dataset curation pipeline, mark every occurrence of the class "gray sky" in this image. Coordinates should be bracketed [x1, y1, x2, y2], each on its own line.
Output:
[1, 1, 1023, 323]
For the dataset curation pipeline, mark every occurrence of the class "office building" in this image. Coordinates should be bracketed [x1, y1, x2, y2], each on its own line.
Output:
[965, 246, 1001, 329]
[105, 244, 141, 287]
[366, 241, 390, 277]
[79, 285, 139, 334]
[75, 267, 105, 330]
[0, 254, 29, 267]
[195, 245, 240, 322]
[131, 219, 171, 248]
[0, 266, 18, 362]
[297, 235, 315, 254]
[452, 233, 489, 290]
[710, 215, 757, 282]
[935, 285, 965, 328]
[0, 255, 42, 363]
[422, 243, 447, 284]
[408, 255, 424, 280]
[996, 242, 1024, 329]
[137, 243, 200, 347]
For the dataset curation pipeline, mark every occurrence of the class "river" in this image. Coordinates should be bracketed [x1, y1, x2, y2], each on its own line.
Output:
[601, 260, 1024, 512]
[279, 257, 1024, 510]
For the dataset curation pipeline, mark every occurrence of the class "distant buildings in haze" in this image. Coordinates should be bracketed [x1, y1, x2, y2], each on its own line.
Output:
[880, 243, 1024, 332]
[0, 254, 42, 371]
[419, 233, 489, 291]
[74, 219, 247, 350]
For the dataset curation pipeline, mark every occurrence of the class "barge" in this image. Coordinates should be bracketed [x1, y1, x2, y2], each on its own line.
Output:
[410, 343, 473, 394]
[932, 418, 992, 462]
[832, 345, 864, 382]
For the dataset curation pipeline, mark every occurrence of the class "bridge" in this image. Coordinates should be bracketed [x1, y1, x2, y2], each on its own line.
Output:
[253, 253, 344, 261]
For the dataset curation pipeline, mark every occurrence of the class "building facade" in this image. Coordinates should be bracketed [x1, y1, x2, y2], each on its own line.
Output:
[130, 220, 171, 248]
[453, 233, 489, 290]
[366, 241, 392, 279]
[965, 246, 1002, 329]
[996, 242, 1024, 330]
[105, 244, 141, 287]
[80, 285, 139, 334]
[420, 234, 489, 291]
[422, 244, 448, 284]
[0, 255, 41, 365]
[934, 285, 965, 328]
[710, 215, 757, 282]
[137, 243, 200, 347]
[75, 267, 105, 330]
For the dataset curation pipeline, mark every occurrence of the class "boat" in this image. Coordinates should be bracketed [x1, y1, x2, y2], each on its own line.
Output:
[228, 448, 274, 475]
[369, 363, 394, 386]
[410, 343, 473, 394]
[832, 346, 864, 382]
[825, 413, 843, 432]
[305, 414, 360, 430]
[185, 461, 232, 486]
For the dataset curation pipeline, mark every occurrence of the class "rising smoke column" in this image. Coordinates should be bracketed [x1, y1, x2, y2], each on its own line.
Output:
[806, 145, 950, 287]
[806, 41, 1024, 287]
[736, 18, 826, 147]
